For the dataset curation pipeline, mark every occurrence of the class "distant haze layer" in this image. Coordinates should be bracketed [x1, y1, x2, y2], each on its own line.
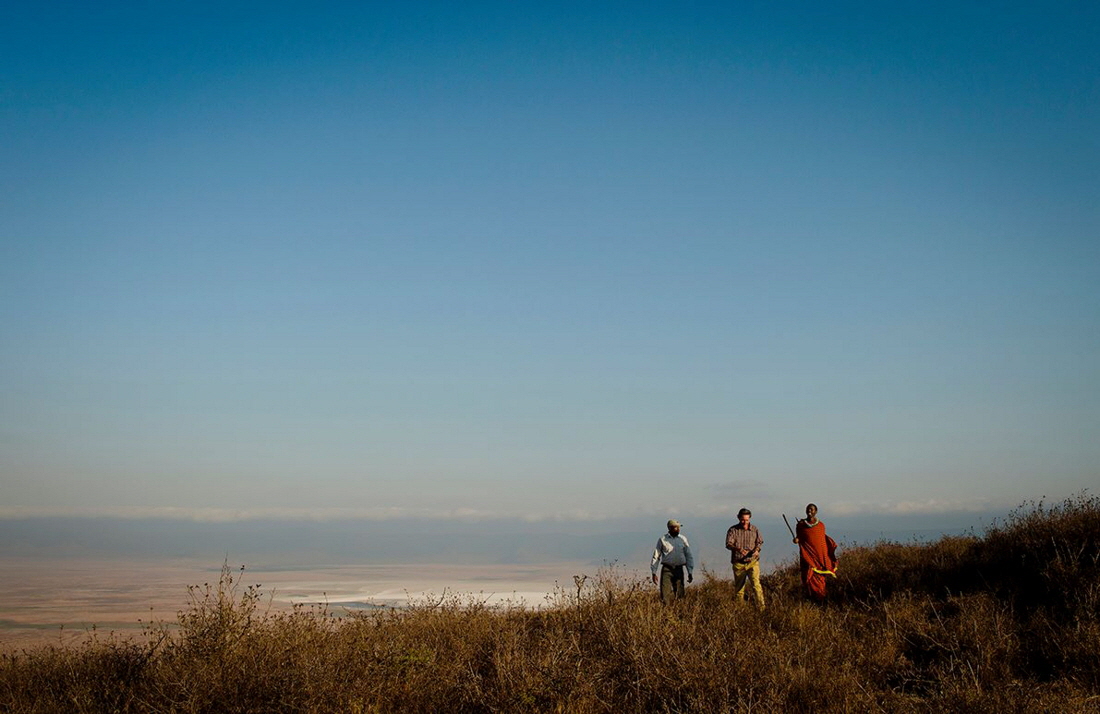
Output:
[0, 510, 1003, 573]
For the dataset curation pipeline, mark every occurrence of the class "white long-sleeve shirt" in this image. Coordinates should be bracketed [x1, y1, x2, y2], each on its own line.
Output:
[651, 533, 694, 575]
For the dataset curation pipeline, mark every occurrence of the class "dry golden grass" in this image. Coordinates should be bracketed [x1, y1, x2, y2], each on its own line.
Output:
[2, 494, 1098, 713]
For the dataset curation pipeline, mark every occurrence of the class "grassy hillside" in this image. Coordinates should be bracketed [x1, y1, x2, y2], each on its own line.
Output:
[2, 495, 1097, 713]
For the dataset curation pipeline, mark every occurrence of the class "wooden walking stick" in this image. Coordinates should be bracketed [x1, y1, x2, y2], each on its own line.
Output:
[782, 513, 797, 542]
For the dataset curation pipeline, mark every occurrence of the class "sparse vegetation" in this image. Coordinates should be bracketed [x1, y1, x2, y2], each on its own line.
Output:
[2, 495, 1098, 712]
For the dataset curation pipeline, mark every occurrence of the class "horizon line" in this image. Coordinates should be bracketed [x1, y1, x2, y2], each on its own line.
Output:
[0, 498, 1028, 523]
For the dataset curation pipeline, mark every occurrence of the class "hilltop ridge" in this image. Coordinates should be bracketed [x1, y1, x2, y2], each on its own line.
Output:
[2, 494, 1097, 712]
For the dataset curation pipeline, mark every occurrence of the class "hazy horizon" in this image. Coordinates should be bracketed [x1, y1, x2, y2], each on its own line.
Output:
[0, 506, 1014, 573]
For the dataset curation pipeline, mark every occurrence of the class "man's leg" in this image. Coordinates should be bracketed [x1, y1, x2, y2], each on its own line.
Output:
[660, 566, 675, 605]
[747, 561, 765, 610]
[732, 563, 748, 601]
[672, 565, 685, 600]
[806, 570, 827, 602]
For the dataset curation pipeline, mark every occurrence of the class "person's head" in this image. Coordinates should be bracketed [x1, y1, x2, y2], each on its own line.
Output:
[667, 519, 681, 536]
[737, 508, 752, 527]
[805, 503, 818, 519]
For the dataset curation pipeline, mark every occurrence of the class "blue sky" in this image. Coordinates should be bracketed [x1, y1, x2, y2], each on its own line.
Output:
[2, 1, 1098, 527]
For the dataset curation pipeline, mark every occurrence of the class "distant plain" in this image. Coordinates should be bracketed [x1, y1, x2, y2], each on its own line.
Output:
[0, 557, 592, 649]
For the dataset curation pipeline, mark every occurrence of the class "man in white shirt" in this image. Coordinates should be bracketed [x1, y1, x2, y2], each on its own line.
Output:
[650, 519, 695, 604]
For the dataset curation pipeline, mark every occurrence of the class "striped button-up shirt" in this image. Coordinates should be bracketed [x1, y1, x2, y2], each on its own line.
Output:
[651, 533, 695, 575]
[726, 523, 763, 564]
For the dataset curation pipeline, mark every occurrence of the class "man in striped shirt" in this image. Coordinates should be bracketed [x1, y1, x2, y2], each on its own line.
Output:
[726, 507, 765, 610]
[651, 519, 695, 604]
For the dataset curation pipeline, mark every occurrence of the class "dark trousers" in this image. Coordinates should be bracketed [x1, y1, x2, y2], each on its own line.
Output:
[660, 564, 685, 604]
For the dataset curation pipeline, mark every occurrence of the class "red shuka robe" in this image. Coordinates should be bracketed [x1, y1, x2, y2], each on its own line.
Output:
[796, 519, 838, 601]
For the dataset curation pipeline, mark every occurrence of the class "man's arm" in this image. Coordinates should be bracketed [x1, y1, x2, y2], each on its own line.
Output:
[753, 528, 763, 559]
[725, 526, 737, 551]
[650, 538, 663, 583]
[683, 537, 695, 581]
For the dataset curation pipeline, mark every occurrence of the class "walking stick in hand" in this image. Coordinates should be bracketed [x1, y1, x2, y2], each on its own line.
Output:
[783, 514, 797, 543]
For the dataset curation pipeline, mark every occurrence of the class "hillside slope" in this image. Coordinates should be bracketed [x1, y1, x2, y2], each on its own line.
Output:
[2, 495, 1097, 713]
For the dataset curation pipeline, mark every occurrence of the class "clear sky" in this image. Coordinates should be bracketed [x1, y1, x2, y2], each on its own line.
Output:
[2, 1, 1098, 527]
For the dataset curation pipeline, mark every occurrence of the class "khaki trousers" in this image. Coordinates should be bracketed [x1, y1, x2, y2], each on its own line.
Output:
[732, 560, 765, 610]
[660, 564, 686, 605]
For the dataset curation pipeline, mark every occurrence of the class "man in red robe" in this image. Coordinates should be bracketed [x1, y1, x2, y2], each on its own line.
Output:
[793, 503, 838, 602]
